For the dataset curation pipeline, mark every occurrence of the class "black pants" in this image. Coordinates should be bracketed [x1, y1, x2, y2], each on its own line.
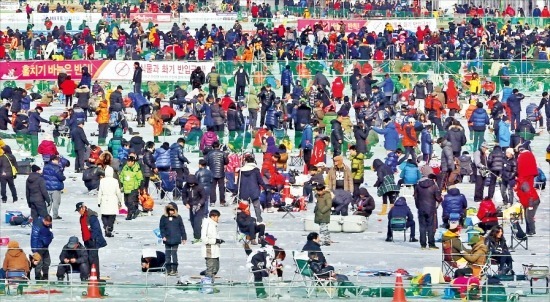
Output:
[382, 192, 397, 205]
[190, 208, 206, 240]
[75, 148, 86, 172]
[98, 123, 109, 141]
[165, 244, 179, 272]
[282, 85, 291, 96]
[387, 220, 415, 239]
[332, 142, 342, 156]
[303, 149, 312, 168]
[241, 223, 265, 240]
[248, 109, 258, 129]
[209, 85, 219, 99]
[0, 176, 17, 201]
[260, 107, 268, 127]
[134, 82, 142, 94]
[65, 94, 73, 107]
[210, 177, 225, 205]
[124, 190, 139, 218]
[173, 167, 186, 193]
[352, 180, 362, 199]
[101, 214, 116, 233]
[137, 105, 148, 125]
[398, 146, 417, 165]
[487, 172, 501, 198]
[56, 262, 89, 280]
[84, 240, 100, 280]
[418, 210, 435, 247]
[35, 249, 51, 279]
[30, 203, 48, 222]
[236, 85, 245, 98]
[525, 198, 540, 234]
[474, 174, 487, 202]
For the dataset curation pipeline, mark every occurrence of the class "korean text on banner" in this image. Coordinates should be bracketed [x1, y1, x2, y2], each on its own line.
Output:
[130, 13, 172, 23]
[34, 13, 104, 25]
[179, 12, 238, 24]
[296, 18, 437, 33]
[0, 61, 104, 81]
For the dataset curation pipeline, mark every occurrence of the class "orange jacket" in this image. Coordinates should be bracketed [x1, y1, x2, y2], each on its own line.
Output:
[150, 116, 163, 136]
[402, 123, 417, 147]
[96, 101, 109, 124]
[465, 105, 476, 124]
[242, 48, 253, 62]
[139, 191, 154, 210]
[10, 38, 18, 50]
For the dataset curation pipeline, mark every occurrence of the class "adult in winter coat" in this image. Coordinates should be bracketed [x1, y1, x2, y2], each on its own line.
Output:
[28, 106, 50, 156]
[463, 234, 488, 278]
[515, 143, 540, 235]
[300, 123, 314, 166]
[227, 103, 242, 134]
[196, 159, 213, 203]
[441, 187, 467, 227]
[234, 66, 249, 98]
[506, 89, 525, 130]
[399, 159, 421, 186]
[71, 121, 90, 172]
[43, 156, 66, 219]
[485, 226, 514, 275]
[399, 117, 418, 164]
[56, 236, 89, 281]
[468, 102, 490, 151]
[30, 215, 53, 280]
[98, 166, 123, 237]
[327, 155, 354, 192]
[236, 202, 265, 245]
[0, 103, 11, 130]
[314, 184, 332, 246]
[79, 66, 92, 89]
[331, 77, 345, 101]
[2, 241, 30, 275]
[349, 147, 365, 197]
[354, 188, 376, 217]
[437, 137, 455, 190]
[141, 143, 157, 190]
[353, 123, 368, 155]
[295, 102, 312, 132]
[498, 117, 512, 148]
[473, 143, 490, 202]
[516, 119, 537, 141]
[386, 197, 417, 242]
[201, 210, 223, 281]
[372, 159, 399, 215]
[264, 104, 281, 131]
[501, 148, 517, 206]
[445, 120, 467, 157]
[26, 165, 51, 222]
[332, 188, 353, 216]
[330, 114, 345, 156]
[75, 86, 90, 119]
[477, 197, 499, 232]
[0, 145, 18, 202]
[132, 62, 143, 93]
[372, 119, 399, 151]
[537, 91, 550, 131]
[159, 202, 187, 276]
[414, 171, 442, 249]
[182, 175, 206, 242]
[154, 142, 171, 170]
[75, 202, 107, 279]
[281, 65, 294, 95]
[210, 99, 226, 132]
[107, 128, 124, 158]
[37, 136, 58, 160]
[205, 142, 229, 206]
[170, 138, 189, 184]
[487, 146, 505, 199]
[129, 92, 150, 127]
[238, 155, 266, 222]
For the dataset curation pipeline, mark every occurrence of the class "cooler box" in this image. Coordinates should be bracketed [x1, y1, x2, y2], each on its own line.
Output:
[5, 211, 22, 224]
[342, 216, 368, 233]
[16, 160, 32, 175]
[303, 216, 343, 232]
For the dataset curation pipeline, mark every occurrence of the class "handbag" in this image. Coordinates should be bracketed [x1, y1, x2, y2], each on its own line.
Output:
[4, 155, 17, 178]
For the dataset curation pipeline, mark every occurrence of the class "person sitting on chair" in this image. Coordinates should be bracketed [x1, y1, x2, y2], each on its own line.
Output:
[353, 188, 375, 217]
[386, 197, 418, 242]
[462, 234, 489, 278]
[56, 236, 90, 282]
[485, 225, 514, 275]
[141, 249, 166, 272]
[1, 241, 30, 279]
[477, 197, 499, 232]
[308, 251, 361, 298]
[442, 186, 468, 228]
[236, 202, 265, 246]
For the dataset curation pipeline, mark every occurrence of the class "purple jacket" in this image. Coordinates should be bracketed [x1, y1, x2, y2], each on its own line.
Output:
[199, 131, 219, 151]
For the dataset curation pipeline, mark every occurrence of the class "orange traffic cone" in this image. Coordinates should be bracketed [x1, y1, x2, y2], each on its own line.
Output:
[392, 273, 407, 302]
[84, 264, 102, 298]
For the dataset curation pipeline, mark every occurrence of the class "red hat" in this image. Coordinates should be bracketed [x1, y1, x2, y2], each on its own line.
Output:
[238, 202, 249, 212]
[264, 233, 277, 246]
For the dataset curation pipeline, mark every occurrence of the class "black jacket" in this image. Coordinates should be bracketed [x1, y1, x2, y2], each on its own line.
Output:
[0, 106, 10, 130]
[301, 240, 326, 264]
[59, 243, 88, 264]
[169, 143, 189, 170]
[205, 149, 228, 179]
[82, 165, 103, 191]
[195, 167, 213, 190]
[170, 87, 187, 102]
[353, 125, 368, 154]
[159, 203, 187, 245]
[330, 119, 344, 143]
[414, 178, 442, 214]
[133, 67, 143, 84]
[226, 108, 242, 131]
[70, 127, 89, 151]
[295, 104, 312, 131]
[0, 149, 18, 179]
[487, 146, 505, 173]
[372, 159, 393, 187]
[141, 149, 156, 177]
[26, 172, 51, 207]
[444, 126, 467, 154]
[129, 136, 145, 156]
[234, 70, 249, 86]
[238, 163, 265, 201]
[141, 251, 165, 272]
[109, 90, 123, 111]
[501, 156, 517, 184]
[181, 175, 206, 208]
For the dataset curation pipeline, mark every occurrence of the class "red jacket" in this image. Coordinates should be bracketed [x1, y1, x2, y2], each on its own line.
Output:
[402, 124, 417, 147]
[310, 139, 327, 167]
[331, 77, 344, 98]
[221, 96, 234, 112]
[542, 8, 550, 17]
[60, 79, 77, 95]
[37, 140, 58, 156]
[159, 106, 176, 119]
[251, 5, 259, 17]
[515, 150, 540, 208]
[477, 199, 498, 223]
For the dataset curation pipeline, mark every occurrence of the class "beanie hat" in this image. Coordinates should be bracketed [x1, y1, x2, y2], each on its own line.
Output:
[468, 234, 481, 246]
[31, 165, 41, 173]
[238, 202, 249, 212]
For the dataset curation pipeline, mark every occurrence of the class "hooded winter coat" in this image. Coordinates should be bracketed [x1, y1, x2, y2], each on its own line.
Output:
[107, 128, 124, 157]
[350, 153, 365, 182]
[330, 119, 344, 144]
[153, 144, 171, 169]
[31, 218, 54, 253]
[463, 240, 489, 277]
[445, 125, 467, 154]
[26, 172, 51, 209]
[314, 190, 332, 224]
[442, 188, 467, 218]
[388, 197, 414, 222]
[98, 166, 123, 216]
[440, 139, 455, 172]
[400, 162, 421, 185]
[75, 86, 90, 109]
[119, 162, 143, 193]
[442, 230, 467, 261]
[498, 120, 511, 148]
[181, 175, 206, 208]
[414, 177, 442, 214]
[372, 123, 399, 151]
[211, 103, 225, 126]
[353, 125, 368, 154]
[238, 162, 265, 201]
[169, 143, 189, 169]
[477, 198, 498, 224]
[2, 241, 30, 273]
[199, 131, 218, 152]
[501, 156, 517, 184]
[159, 203, 187, 245]
[487, 146, 505, 173]
[469, 108, 490, 131]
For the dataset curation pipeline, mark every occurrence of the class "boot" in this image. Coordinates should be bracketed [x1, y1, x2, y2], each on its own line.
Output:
[341, 281, 358, 296]
[255, 284, 268, 299]
[378, 204, 388, 216]
[337, 286, 349, 298]
[409, 237, 419, 242]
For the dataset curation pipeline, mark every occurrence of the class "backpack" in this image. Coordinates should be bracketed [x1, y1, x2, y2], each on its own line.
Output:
[9, 214, 32, 226]
[108, 111, 121, 128]
[536, 168, 547, 183]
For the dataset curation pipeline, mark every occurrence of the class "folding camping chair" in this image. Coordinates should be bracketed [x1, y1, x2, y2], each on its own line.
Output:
[509, 218, 528, 251]
[153, 171, 181, 202]
[289, 251, 334, 298]
[390, 217, 407, 242]
[4, 270, 28, 295]
[522, 264, 549, 294]
[442, 240, 459, 279]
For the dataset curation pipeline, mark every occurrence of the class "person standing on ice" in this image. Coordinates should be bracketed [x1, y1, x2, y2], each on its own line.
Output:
[159, 202, 187, 276]
[201, 210, 223, 286]
[75, 202, 107, 280]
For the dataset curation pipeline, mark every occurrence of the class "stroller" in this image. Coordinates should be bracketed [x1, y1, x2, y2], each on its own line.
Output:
[153, 171, 182, 201]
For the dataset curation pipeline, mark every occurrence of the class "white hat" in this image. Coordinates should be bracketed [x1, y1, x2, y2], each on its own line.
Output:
[408, 117, 415, 123]
[142, 248, 157, 259]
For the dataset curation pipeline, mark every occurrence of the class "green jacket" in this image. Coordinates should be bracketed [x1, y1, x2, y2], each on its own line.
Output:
[119, 163, 143, 193]
[350, 153, 365, 181]
[246, 87, 260, 109]
[108, 128, 124, 157]
[207, 72, 221, 87]
[314, 191, 332, 224]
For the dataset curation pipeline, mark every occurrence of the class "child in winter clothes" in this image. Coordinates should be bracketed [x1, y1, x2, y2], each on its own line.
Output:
[353, 188, 375, 217]
[303, 166, 325, 203]
[420, 124, 433, 162]
[332, 188, 353, 216]
[159, 202, 187, 276]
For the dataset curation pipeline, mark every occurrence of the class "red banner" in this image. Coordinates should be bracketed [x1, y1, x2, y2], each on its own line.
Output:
[130, 13, 172, 23]
[0, 61, 105, 81]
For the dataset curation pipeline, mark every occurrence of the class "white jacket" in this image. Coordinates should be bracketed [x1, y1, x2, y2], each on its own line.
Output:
[201, 217, 220, 258]
[98, 166, 123, 215]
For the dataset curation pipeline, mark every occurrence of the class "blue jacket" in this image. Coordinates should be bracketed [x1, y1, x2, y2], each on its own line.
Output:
[238, 163, 265, 201]
[118, 147, 129, 163]
[442, 188, 467, 218]
[420, 129, 433, 155]
[291, 85, 304, 99]
[129, 92, 149, 109]
[380, 78, 394, 95]
[79, 68, 92, 88]
[373, 123, 399, 151]
[30, 217, 54, 253]
[265, 106, 280, 127]
[169, 143, 189, 169]
[498, 120, 511, 147]
[388, 197, 414, 222]
[301, 124, 313, 150]
[501, 87, 512, 103]
[154, 146, 171, 169]
[43, 162, 66, 191]
[468, 108, 489, 130]
[281, 69, 293, 87]
[385, 152, 399, 173]
[201, 103, 214, 127]
[28, 110, 49, 134]
[400, 162, 421, 185]
[507, 93, 524, 113]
